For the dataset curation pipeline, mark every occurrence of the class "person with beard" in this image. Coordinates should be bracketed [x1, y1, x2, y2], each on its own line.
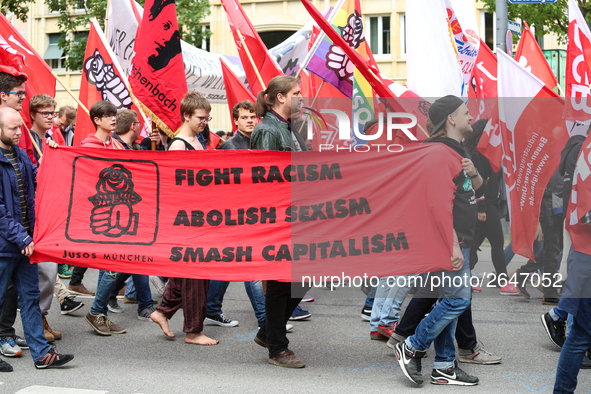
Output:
[250, 76, 309, 368]
[394, 95, 485, 386]
[0, 106, 72, 370]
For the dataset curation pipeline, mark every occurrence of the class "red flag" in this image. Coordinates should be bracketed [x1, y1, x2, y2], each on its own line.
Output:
[566, 132, 591, 254]
[220, 58, 256, 132]
[220, 0, 283, 95]
[468, 39, 497, 119]
[497, 50, 570, 261]
[476, 106, 502, 172]
[564, 0, 591, 121]
[19, 124, 37, 166]
[75, 19, 138, 146]
[0, 13, 56, 100]
[130, 0, 187, 136]
[514, 21, 558, 89]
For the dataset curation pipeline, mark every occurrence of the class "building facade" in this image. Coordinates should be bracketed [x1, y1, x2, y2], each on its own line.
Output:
[24, 0, 562, 132]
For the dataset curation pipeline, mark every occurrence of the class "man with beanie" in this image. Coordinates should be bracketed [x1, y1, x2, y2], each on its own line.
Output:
[394, 95, 484, 386]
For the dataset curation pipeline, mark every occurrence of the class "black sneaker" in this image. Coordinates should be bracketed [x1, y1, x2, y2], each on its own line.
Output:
[204, 313, 239, 327]
[515, 269, 530, 299]
[34, 349, 74, 369]
[541, 312, 566, 348]
[361, 306, 371, 321]
[394, 341, 426, 384]
[582, 351, 591, 369]
[60, 296, 84, 315]
[431, 363, 479, 385]
[0, 358, 12, 372]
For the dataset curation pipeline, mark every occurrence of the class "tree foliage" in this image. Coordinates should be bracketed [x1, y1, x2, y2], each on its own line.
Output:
[482, 0, 591, 44]
[2, 0, 211, 71]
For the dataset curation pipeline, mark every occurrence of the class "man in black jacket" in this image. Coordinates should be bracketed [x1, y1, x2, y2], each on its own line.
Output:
[220, 100, 256, 151]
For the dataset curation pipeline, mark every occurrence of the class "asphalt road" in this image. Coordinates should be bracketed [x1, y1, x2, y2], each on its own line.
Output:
[3, 245, 588, 394]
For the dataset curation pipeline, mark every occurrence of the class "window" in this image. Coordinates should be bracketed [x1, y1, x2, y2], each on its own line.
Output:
[200, 25, 210, 52]
[43, 33, 65, 71]
[480, 11, 495, 51]
[74, 0, 87, 12]
[367, 15, 391, 56]
[258, 31, 296, 50]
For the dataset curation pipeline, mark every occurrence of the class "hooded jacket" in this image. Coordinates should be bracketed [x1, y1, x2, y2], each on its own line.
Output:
[0, 146, 36, 256]
[81, 134, 124, 149]
[425, 136, 485, 248]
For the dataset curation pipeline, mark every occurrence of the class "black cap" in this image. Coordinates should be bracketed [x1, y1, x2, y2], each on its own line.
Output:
[428, 95, 464, 135]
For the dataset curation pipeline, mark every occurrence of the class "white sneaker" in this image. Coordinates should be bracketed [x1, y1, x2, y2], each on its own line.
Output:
[286, 324, 294, 332]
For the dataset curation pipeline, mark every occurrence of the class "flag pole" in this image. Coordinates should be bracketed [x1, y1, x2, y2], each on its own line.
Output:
[52, 71, 90, 116]
[296, 80, 324, 138]
[236, 29, 266, 90]
[556, 83, 565, 97]
[105, 0, 111, 39]
[19, 114, 43, 159]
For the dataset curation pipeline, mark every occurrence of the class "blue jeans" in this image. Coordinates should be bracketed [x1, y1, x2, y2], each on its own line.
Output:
[207, 280, 266, 326]
[244, 280, 266, 326]
[0, 255, 50, 362]
[370, 276, 412, 331]
[110, 274, 153, 311]
[364, 284, 377, 308]
[91, 270, 120, 316]
[406, 248, 472, 369]
[125, 277, 136, 299]
[554, 317, 591, 393]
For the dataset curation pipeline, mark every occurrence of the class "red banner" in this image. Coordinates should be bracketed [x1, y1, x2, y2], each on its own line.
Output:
[75, 20, 138, 146]
[130, 0, 187, 136]
[32, 145, 462, 281]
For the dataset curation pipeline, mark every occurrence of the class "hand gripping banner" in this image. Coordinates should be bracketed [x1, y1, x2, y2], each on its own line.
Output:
[32, 145, 462, 281]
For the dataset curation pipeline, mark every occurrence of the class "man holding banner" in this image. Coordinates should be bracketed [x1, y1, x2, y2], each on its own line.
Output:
[0, 106, 72, 370]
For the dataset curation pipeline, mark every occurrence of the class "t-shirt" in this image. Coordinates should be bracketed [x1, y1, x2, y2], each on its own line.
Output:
[0, 147, 29, 233]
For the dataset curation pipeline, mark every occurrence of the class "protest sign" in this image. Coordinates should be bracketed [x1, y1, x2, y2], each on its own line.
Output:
[33, 145, 462, 281]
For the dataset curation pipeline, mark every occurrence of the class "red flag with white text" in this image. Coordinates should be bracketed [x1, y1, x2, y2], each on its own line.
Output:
[564, 0, 591, 121]
[497, 50, 570, 260]
[75, 19, 140, 146]
[514, 22, 558, 90]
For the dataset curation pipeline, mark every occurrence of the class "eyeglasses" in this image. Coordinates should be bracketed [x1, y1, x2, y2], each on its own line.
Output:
[133, 121, 142, 126]
[100, 114, 117, 120]
[195, 116, 212, 123]
[36, 111, 54, 118]
[5, 91, 26, 99]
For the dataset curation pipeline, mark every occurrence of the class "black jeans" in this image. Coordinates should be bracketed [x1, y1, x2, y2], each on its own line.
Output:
[0, 282, 18, 337]
[257, 281, 303, 357]
[519, 214, 563, 298]
[395, 296, 477, 350]
[69, 266, 88, 286]
[470, 204, 507, 277]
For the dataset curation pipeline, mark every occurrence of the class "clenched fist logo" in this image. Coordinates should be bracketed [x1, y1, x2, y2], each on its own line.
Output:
[88, 165, 142, 237]
[326, 10, 365, 82]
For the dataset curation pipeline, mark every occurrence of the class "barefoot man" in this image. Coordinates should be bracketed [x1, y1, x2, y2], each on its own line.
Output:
[150, 91, 218, 346]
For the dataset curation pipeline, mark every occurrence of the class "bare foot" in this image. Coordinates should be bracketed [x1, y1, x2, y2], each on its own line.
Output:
[150, 310, 174, 338]
[185, 332, 219, 345]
